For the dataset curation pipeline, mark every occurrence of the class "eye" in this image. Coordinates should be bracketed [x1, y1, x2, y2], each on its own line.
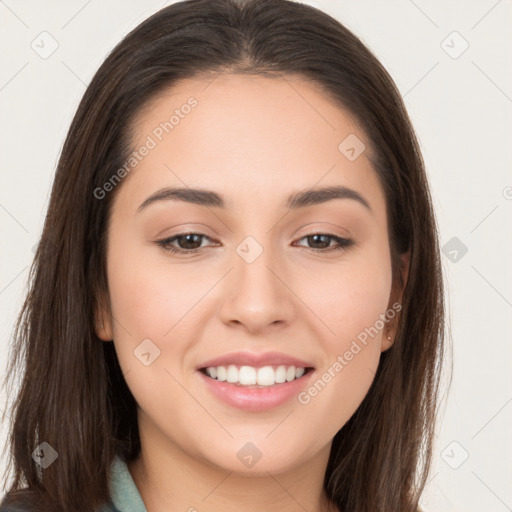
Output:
[155, 232, 354, 255]
[293, 233, 354, 252]
[156, 233, 218, 254]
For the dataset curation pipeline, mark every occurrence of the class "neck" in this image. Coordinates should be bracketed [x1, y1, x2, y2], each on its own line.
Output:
[128, 422, 338, 512]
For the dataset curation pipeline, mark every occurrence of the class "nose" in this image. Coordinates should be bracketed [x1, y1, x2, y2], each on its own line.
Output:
[219, 240, 296, 335]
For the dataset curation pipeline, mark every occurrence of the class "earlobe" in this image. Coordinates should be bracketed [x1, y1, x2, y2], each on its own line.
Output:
[382, 251, 410, 353]
[381, 334, 394, 352]
[94, 295, 113, 341]
[95, 319, 113, 341]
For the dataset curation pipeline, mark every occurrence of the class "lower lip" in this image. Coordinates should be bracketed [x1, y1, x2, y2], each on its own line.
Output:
[196, 369, 315, 412]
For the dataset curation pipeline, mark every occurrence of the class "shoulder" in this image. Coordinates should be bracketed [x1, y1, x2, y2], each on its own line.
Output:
[0, 492, 119, 512]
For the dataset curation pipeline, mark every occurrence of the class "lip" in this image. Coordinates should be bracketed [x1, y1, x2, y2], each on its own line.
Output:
[195, 350, 315, 370]
[197, 367, 316, 412]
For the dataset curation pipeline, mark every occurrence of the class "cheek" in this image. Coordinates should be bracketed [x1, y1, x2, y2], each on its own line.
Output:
[105, 252, 200, 416]
[104, 235, 190, 385]
[296, 251, 393, 349]
[106, 240, 213, 339]
[105, 240, 226, 399]
[293, 252, 392, 416]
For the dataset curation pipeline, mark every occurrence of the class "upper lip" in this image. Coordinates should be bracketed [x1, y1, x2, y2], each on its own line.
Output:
[196, 351, 315, 370]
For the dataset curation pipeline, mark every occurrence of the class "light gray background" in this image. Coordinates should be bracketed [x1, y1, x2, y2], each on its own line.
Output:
[1, 1, 511, 510]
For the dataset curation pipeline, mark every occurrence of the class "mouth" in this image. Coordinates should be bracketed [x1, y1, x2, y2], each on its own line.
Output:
[196, 364, 316, 411]
[198, 364, 315, 388]
[195, 351, 316, 410]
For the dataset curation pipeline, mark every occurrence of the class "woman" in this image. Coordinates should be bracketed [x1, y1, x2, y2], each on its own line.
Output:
[0, 0, 446, 510]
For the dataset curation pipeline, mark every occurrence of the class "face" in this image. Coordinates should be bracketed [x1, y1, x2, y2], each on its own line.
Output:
[96, 73, 408, 475]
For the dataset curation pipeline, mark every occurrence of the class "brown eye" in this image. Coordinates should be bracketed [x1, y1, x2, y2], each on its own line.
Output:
[156, 233, 217, 254]
[294, 233, 354, 252]
[174, 234, 204, 249]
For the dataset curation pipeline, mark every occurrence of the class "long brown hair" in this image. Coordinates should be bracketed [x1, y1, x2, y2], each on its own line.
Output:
[1, 0, 447, 510]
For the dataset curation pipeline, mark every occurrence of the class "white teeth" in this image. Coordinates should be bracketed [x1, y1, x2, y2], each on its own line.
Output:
[226, 365, 238, 383]
[257, 366, 275, 386]
[274, 365, 287, 383]
[239, 366, 257, 385]
[202, 364, 308, 387]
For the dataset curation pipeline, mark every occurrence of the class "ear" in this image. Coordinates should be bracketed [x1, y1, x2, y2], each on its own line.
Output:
[94, 291, 113, 342]
[381, 251, 410, 352]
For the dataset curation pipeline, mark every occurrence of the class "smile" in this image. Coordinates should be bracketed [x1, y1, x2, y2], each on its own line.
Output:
[197, 365, 315, 411]
[200, 364, 311, 387]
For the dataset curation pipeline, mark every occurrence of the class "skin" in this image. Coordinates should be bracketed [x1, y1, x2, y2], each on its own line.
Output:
[96, 73, 409, 512]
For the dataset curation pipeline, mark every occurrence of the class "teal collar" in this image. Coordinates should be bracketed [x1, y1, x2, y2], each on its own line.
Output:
[108, 455, 147, 512]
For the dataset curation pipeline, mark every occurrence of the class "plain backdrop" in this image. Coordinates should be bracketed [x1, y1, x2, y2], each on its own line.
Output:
[1, 1, 511, 510]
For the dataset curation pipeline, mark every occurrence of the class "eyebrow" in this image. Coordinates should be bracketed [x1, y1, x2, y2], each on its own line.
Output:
[136, 185, 372, 213]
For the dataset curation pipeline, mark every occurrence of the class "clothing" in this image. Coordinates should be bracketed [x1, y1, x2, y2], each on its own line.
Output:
[0, 455, 147, 512]
[98, 455, 147, 512]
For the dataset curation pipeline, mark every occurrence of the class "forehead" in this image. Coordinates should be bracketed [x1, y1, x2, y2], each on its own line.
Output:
[116, 73, 385, 218]
[132, 73, 365, 150]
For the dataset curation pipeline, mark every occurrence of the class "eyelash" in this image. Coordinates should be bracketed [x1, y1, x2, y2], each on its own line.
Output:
[155, 232, 354, 255]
